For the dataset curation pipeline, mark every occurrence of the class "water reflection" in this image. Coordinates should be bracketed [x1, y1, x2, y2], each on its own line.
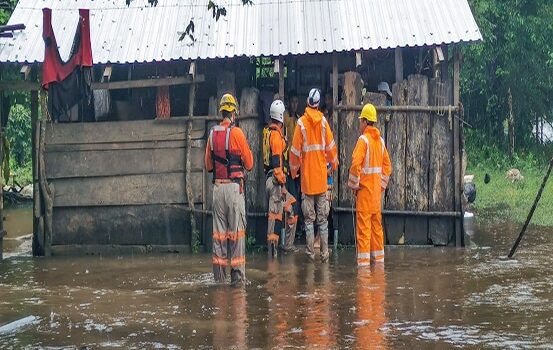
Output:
[212, 285, 247, 349]
[355, 265, 387, 349]
[302, 262, 337, 348]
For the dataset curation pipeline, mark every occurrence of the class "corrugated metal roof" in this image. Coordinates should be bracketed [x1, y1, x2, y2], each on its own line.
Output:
[0, 0, 482, 64]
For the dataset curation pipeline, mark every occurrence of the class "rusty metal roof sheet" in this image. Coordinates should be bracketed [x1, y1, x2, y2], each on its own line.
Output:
[0, 0, 482, 64]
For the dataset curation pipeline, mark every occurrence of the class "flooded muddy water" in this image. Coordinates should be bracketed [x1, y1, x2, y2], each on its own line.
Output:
[1, 215, 553, 349]
[2, 204, 33, 255]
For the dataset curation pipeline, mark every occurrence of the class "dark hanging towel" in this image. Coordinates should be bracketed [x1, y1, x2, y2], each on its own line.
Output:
[42, 8, 93, 122]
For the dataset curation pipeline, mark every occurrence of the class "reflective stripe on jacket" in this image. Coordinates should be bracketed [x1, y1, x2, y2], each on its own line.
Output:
[348, 126, 392, 213]
[289, 107, 338, 195]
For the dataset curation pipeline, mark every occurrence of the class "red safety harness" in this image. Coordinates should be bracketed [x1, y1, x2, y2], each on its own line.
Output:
[209, 124, 244, 183]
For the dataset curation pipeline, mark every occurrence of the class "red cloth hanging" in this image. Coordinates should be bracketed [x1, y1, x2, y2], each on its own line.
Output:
[42, 8, 93, 89]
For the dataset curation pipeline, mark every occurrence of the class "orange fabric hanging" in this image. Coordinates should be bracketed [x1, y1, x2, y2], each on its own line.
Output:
[156, 86, 171, 119]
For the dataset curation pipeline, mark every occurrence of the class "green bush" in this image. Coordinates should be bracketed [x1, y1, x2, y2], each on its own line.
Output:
[6, 104, 32, 166]
[465, 128, 551, 172]
[5, 104, 33, 186]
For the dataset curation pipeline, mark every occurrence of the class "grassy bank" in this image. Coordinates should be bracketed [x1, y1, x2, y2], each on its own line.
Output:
[467, 167, 553, 226]
[466, 132, 553, 226]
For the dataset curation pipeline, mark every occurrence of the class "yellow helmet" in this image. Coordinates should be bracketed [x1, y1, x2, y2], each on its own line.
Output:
[359, 103, 377, 122]
[219, 93, 238, 113]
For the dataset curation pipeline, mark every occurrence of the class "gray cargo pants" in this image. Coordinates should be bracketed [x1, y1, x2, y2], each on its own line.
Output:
[212, 182, 246, 284]
[302, 193, 330, 262]
[266, 177, 298, 255]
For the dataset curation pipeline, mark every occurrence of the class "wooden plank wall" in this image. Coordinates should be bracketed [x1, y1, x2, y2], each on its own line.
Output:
[338, 73, 459, 246]
[45, 119, 206, 246]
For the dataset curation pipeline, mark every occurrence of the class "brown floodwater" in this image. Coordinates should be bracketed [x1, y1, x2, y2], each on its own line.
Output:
[2, 204, 33, 254]
[1, 213, 553, 349]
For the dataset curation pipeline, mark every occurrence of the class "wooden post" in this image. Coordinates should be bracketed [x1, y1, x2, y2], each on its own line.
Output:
[440, 44, 449, 82]
[331, 53, 339, 243]
[185, 80, 199, 252]
[278, 57, 284, 99]
[30, 68, 43, 255]
[404, 75, 430, 244]
[337, 71, 363, 245]
[363, 93, 387, 138]
[39, 92, 54, 256]
[453, 46, 463, 246]
[385, 81, 408, 244]
[507, 88, 514, 158]
[203, 96, 218, 253]
[432, 47, 439, 78]
[395, 48, 403, 84]
[429, 79, 454, 245]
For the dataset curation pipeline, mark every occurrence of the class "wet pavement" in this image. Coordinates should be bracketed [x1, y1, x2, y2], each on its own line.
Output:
[1, 214, 553, 349]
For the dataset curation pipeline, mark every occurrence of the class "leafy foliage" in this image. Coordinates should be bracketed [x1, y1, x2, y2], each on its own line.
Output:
[462, 0, 553, 150]
[0, 0, 17, 25]
[6, 104, 32, 167]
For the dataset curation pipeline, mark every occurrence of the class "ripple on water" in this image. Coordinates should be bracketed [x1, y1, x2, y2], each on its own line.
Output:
[466, 282, 547, 313]
[384, 321, 544, 349]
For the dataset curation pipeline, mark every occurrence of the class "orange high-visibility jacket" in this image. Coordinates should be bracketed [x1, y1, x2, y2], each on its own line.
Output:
[347, 126, 392, 213]
[268, 123, 287, 184]
[289, 107, 338, 195]
[205, 119, 254, 173]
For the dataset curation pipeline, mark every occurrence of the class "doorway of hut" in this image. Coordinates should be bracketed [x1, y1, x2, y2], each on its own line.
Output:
[253, 56, 341, 249]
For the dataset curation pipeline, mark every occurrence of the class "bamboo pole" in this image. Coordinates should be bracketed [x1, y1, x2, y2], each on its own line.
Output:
[336, 105, 460, 113]
[185, 82, 200, 253]
[173, 205, 461, 219]
[334, 207, 462, 218]
[507, 158, 553, 258]
[154, 114, 258, 122]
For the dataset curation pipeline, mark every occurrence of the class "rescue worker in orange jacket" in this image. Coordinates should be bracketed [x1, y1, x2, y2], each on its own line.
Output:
[347, 104, 392, 266]
[265, 100, 299, 256]
[289, 88, 338, 262]
[205, 93, 254, 283]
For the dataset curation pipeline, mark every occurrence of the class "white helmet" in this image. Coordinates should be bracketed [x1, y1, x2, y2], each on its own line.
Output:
[270, 99, 285, 123]
[378, 81, 393, 97]
[307, 88, 321, 108]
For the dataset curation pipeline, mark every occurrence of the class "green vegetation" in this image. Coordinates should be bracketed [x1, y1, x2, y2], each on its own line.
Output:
[466, 131, 553, 226]
[463, 0, 553, 147]
[5, 104, 33, 186]
[2, 0, 33, 187]
[462, 0, 553, 226]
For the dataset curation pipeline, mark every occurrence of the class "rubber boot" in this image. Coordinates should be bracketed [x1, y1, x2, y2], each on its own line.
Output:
[319, 222, 329, 262]
[305, 223, 315, 261]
